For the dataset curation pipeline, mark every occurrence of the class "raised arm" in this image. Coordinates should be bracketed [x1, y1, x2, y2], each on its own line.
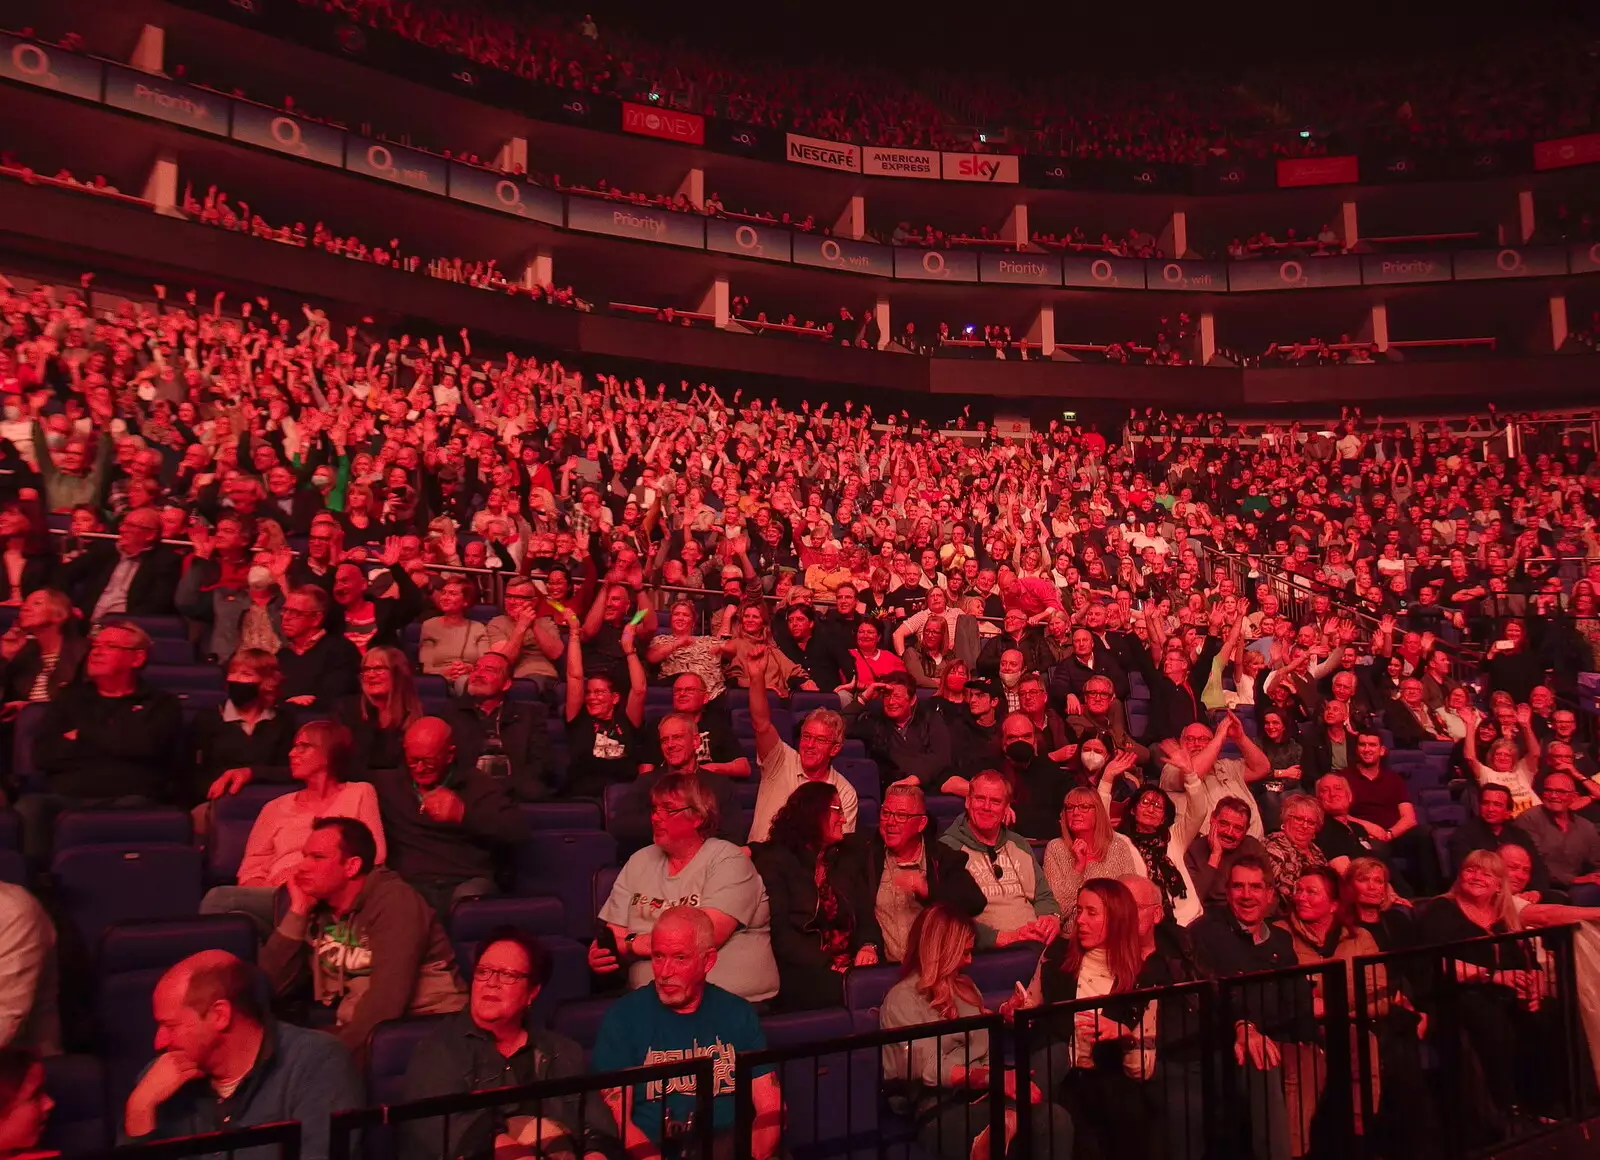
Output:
[743, 645, 783, 763]
[563, 608, 585, 723]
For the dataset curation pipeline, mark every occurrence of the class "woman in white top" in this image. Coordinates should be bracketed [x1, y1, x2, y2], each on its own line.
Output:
[1434, 684, 1475, 742]
[1463, 706, 1542, 815]
[199, 719, 385, 935]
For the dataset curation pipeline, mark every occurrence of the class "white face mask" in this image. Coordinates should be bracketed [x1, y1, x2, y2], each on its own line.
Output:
[1000, 670, 1021, 688]
[1080, 751, 1107, 774]
[1, 406, 17, 421]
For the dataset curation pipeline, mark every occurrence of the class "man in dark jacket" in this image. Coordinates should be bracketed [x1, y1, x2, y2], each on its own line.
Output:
[843, 672, 954, 793]
[866, 783, 986, 962]
[59, 506, 180, 620]
[20, 619, 182, 858]
[1450, 783, 1550, 895]
[401, 927, 621, 1160]
[371, 718, 531, 917]
[122, 950, 361, 1160]
[275, 586, 360, 710]
[441, 652, 552, 802]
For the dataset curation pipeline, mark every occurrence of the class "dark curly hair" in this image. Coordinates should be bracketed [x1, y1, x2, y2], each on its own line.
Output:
[766, 781, 840, 854]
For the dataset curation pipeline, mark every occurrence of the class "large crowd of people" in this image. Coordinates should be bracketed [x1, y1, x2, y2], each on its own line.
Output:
[0, 254, 1595, 1160]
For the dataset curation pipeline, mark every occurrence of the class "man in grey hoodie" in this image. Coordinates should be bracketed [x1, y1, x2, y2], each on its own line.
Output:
[939, 769, 1061, 949]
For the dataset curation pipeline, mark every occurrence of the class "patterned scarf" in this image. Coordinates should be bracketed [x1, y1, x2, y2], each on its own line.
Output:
[1127, 826, 1188, 911]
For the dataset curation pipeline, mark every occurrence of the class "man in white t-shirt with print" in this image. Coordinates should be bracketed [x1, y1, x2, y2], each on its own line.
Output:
[742, 646, 858, 843]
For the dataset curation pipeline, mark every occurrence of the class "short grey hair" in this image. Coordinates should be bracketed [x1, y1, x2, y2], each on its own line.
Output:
[803, 707, 845, 744]
[654, 905, 715, 952]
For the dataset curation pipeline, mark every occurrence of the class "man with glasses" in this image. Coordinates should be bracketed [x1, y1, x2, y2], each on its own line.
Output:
[20, 619, 182, 860]
[1185, 796, 1265, 914]
[59, 505, 179, 620]
[867, 784, 984, 962]
[744, 647, 854, 843]
[442, 651, 552, 803]
[940, 770, 1060, 949]
[843, 670, 954, 793]
[402, 927, 621, 1160]
[483, 578, 564, 692]
[275, 585, 360, 710]
[1515, 771, 1600, 906]
[1016, 673, 1077, 763]
[369, 717, 529, 918]
[1065, 675, 1150, 765]
[288, 514, 343, 594]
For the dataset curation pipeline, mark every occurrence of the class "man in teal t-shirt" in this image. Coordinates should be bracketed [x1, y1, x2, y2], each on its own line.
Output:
[592, 906, 782, 1159]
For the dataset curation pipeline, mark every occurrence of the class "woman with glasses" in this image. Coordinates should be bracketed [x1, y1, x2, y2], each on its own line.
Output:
[587, 773, 778, 1004]
[200, 720, 385, 935]
[751, 782, 879, 1011]
[879, 904, 1073, 1160]
[644, 598, 726, 702]
[1044, 787, 1148, 927]
[339, 646, 422, 773]
[1264, 794, 1329, 910]
[1117, 782, 1206, 925]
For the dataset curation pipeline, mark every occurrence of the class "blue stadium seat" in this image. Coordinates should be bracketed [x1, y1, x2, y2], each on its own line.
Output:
[790, 690, 841, 713]
[208, 784, 297, 884]
[368, 1015, 453, 1105]
[54, 808, 191, 854]
[53, 845, 204, 951]
[520, 801, 603, 831]
[1426, 803, 1466, 828]
[126, 616, 188, 639]
[1434, 827, 1457, 879]
[550, 996, 615, 1056]
[760, 1008, 877, 1158]
[513, 830, 618, 940]
[146, 637, 196, 665]
[735, 780, 759, 809]
[856, 798, 878, 832]
[143, 664, 221, 692]
[1420, 740, 1457, 757]
[843, 964, 900, 1033]
[414, 674, 448, 702]
[837, 739, 866, 760]
[0, 809, 18, 850]
[97, 917, 259, 1110]
[926, 795, 964, 834]
[11, 703, 47, 795]
[41, 1055, 108, 1154]
[449, 895, 566, 944]
[593, 866, 620, 917]
[468, 604, 499, 623]
[835, 758, 880, 803]
[969, 946, 1044, 1004]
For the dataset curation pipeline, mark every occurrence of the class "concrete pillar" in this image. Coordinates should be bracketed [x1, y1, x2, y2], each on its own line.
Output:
[1199, 311, 1216, 365]
[1026, 304, 1055, 357]
[1003, 203, 1029, 249]
[874, 296, 890, 350]
[1369, 303, 1389, 353]
[1170, 211, 1188, 260]
[836, 196, 864, 242]
[495, 137, 528, 175]
[1339, 201, 1359, 248]
[677, 167, 704, 211]
[698, 276, 729, 328]
[143, 152, 179, 217]
[130, 24, 165, 74]
[522, 248, 553, 290]
[1550, 293, 1568, 351]
[1518, 190, 1536, 245]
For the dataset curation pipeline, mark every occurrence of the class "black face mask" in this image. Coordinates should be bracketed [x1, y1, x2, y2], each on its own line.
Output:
[227, 681, 262, 710]
[1005, 741, 1036, 765]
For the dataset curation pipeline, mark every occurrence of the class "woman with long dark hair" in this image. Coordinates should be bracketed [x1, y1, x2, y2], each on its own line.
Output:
[750, 781, 879, 1011]
[337, 646, 422, 772]
[1118, 783, 1205, 925]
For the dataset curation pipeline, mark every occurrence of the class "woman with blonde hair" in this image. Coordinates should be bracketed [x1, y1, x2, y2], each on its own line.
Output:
[1043, 788, 1147, 923]
[879, 904, 1072, 1160]
[723, 599, 799, 696]
[338, 645, 422, 772]
[645, 598, 727, 701]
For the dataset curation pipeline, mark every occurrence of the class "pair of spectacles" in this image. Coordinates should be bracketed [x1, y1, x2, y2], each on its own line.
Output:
[880, 810, 921, 824]
[473, 966, 529, 985]
[650, 805, 695, 820]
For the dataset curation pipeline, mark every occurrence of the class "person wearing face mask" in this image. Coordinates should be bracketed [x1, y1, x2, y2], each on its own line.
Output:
[975, 712, 1075, 842]
[184, 648, 299, 809]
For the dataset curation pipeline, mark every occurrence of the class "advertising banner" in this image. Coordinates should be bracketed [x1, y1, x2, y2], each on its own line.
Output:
[1150, 260, 1228, 292]
[706, 218, 792, 263]
[448, 164, 563, 225]
[786, 134, 860, 173]
[344, 136, 448, 195]
[0, 35, 103, 101]
[705, 118, 781, 161]
[103, 65, 228, 135]
[1534, 133, 1600, 172]
[1074, 158, 1189, 193]
[978, 252, 1061, 285]
[231, 104, 345, 167]
[1452, 246, 1567, 281]
[1276, 155, 1359, 188]
[1061, 255, 1146, 290]
[529, 88, 618, 131]
[940, 152, 1020, 184]
[1363, 149, 1435, 185]
[1567, 241, 1600, 276]
[1226, 256, 1362, 291]
[566, 197, 706, 249]
[863, 147, 940, 179]
[621, 101, 704, 146]
[1360, 252, 1452, 286]
[1022, 157, 1073, 188]
[893, 248, 979, 282]
[792, 235, 892, 277]
[1195, 157, 1274, 195]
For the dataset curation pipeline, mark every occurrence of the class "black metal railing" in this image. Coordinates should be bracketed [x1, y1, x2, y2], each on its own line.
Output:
[329, 1057, 716, 1160]
[83, 1122, 302, 1160]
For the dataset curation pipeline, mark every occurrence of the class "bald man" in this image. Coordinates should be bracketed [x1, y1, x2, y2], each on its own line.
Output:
[122, 951, 360, 1158]
[369, 717, 530, 918]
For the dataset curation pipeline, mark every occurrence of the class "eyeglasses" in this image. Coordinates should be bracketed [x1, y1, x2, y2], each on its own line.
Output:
[473, 966, 529, 985]
[880, 810, 921, 824]
[650, 805, 695, 820]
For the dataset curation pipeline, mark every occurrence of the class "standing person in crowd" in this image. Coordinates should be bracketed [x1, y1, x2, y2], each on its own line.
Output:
[880, 904, 1074, 1160]
[20, 620, 182, 860]
[592, 907, 783, 1160]
[483, 578, 564, 693]
[744, 646, 856, 843]
[122, 951, 361, 1158]
[201, 720, 385, 935]
[750, 782, 879, 1010]
[1513, 770, 1600, 905]
[866, 784, 986, 963]
[1339, 730, 1440, 893]
[941, 770, 1061, 949]
[261, 817, 466, 1060]
[401, 928, 620, 1160]
[588, 774, 779, 1004]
